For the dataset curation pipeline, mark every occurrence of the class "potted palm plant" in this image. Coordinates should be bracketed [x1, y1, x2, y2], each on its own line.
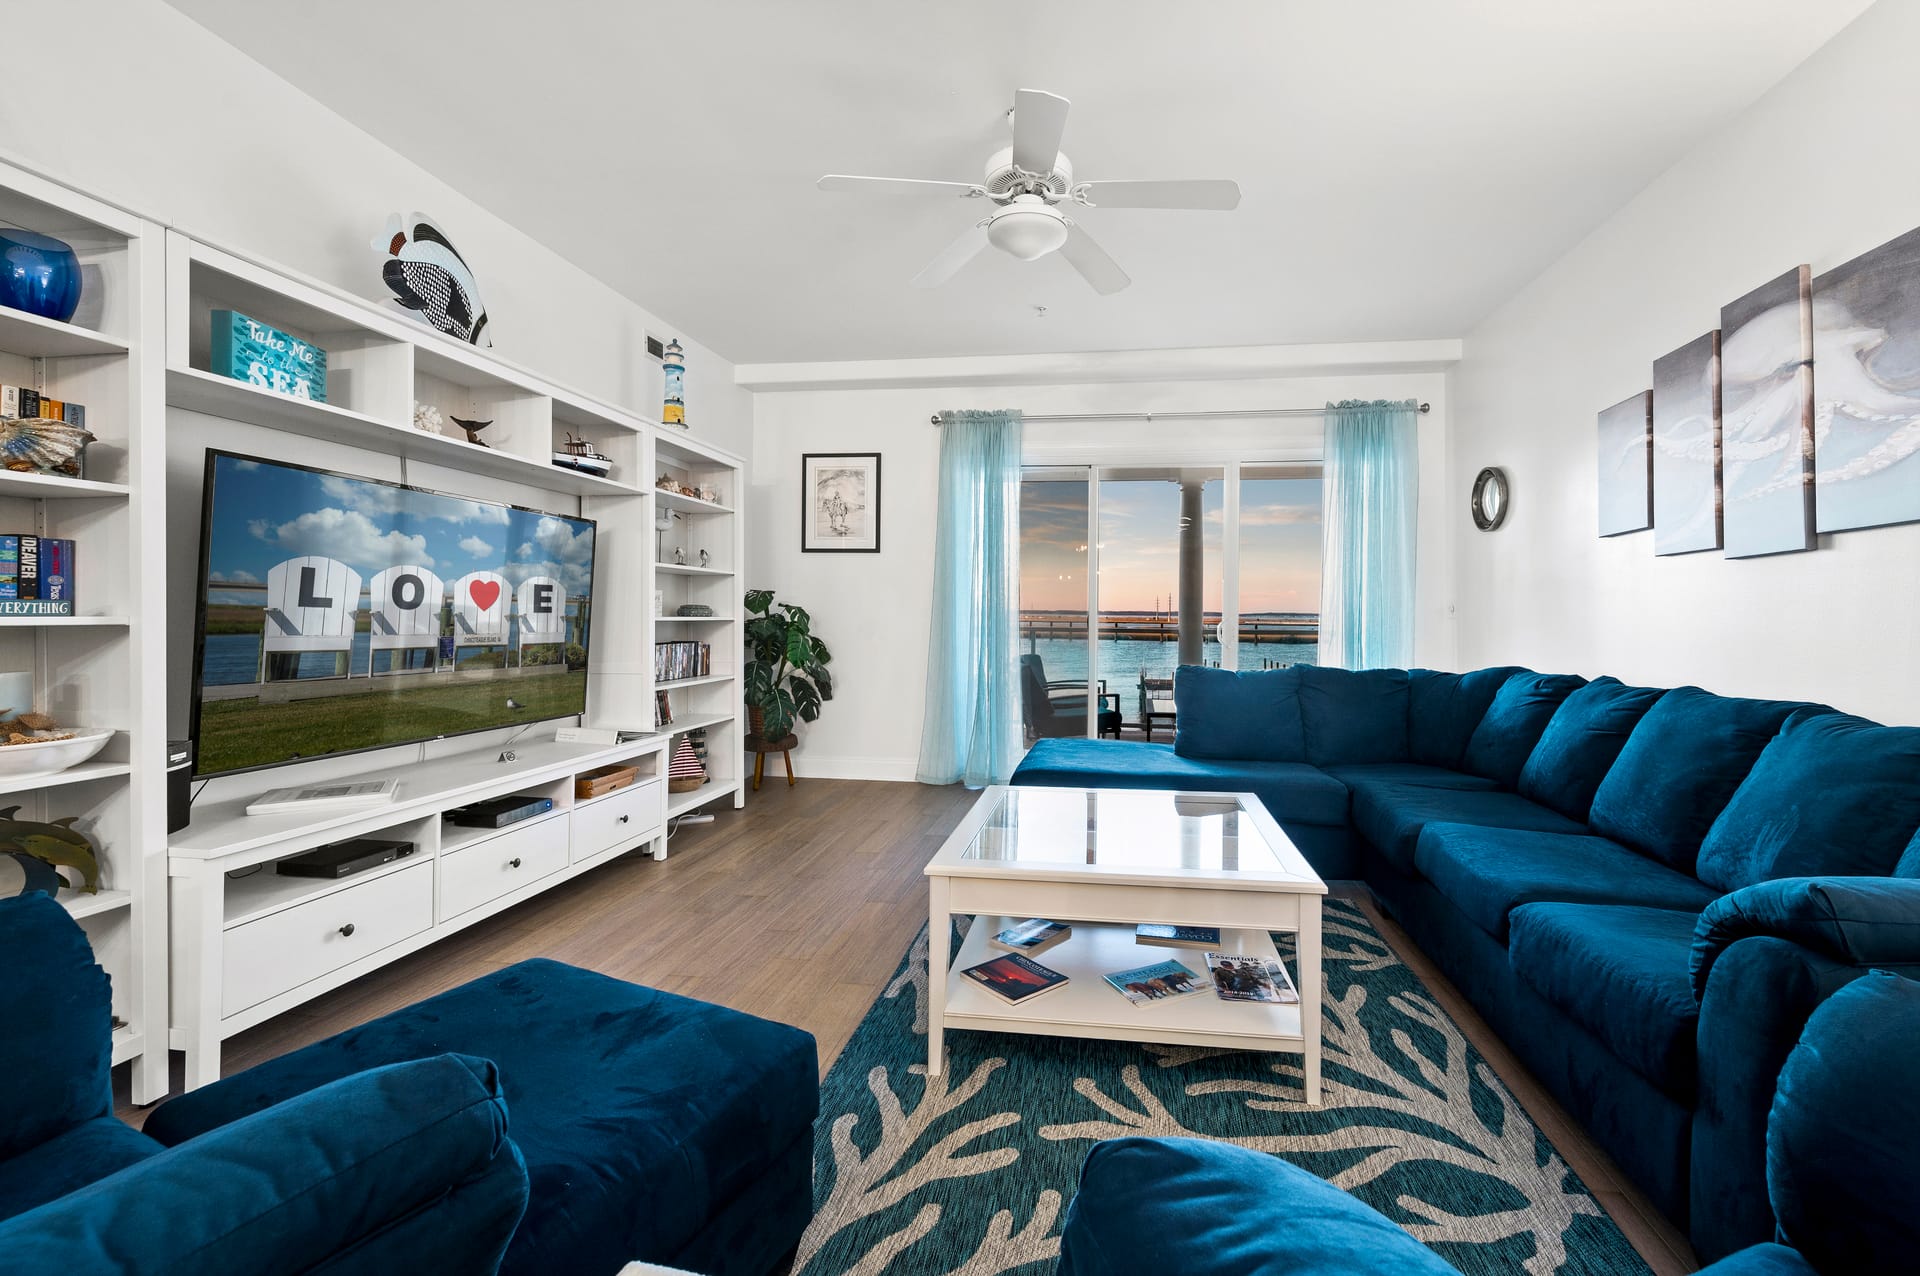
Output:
[743, 589, 833, 742]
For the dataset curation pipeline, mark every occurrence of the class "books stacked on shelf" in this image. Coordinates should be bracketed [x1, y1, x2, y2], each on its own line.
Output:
[1102, 958, 1205, 1007]
[989, 918, 1071, 956]
[1, 386, 88, 428]
[0, 534, 75, 616]
[1134, 924, 1222, 950]
[654, 690, 674, 728]
[960, 952, 1068, 1005]
[686, 725, 710, 776]
[1204, 952, 1300, 1005]
[654, 640, 711, 682]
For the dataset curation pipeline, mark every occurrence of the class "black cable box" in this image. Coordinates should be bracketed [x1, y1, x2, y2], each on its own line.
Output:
[448, 794, 556, 829]
[277, 838, 415, 880]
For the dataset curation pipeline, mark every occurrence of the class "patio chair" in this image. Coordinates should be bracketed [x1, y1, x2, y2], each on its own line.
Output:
[1020, 654, 1122, 740]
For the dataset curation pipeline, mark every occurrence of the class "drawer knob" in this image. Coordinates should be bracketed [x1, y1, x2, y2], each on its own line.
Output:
[338, 923, 356, 938]
[617, 814, 630, 824]
[509, 857, 523, 869]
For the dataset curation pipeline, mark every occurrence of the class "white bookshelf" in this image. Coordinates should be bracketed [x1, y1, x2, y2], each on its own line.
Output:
[0, 159, 168, 1101]
[651, 431, 746, 835]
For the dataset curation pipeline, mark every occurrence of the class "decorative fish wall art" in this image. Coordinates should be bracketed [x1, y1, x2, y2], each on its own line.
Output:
[373, 212, 491, 347]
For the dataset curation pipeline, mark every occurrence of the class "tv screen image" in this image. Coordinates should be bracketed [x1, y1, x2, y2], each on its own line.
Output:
[191, 451, 597, 777]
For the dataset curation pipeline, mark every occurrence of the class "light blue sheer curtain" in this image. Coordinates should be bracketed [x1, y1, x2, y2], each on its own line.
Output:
[1319, 399, 1419, 669]
[916, 409, 1024, 786]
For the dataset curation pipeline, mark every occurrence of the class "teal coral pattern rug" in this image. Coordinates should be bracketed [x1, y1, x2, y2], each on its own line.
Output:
[797, 899, 1651, 1276]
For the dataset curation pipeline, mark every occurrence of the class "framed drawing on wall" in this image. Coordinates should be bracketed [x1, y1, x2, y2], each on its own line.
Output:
[801, 452, 881, 553]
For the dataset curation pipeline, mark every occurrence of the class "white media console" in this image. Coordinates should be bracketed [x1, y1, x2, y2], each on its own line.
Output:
[168, 735, 669, 1087]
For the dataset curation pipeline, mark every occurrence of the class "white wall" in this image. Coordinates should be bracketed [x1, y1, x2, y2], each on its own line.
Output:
[2, 0, 750, 459]
[1450, 0, 1920, 723]
[748, 358, 1454, 781]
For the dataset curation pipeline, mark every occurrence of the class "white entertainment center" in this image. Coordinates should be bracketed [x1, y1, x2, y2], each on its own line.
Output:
[0, 155, 747, 1097]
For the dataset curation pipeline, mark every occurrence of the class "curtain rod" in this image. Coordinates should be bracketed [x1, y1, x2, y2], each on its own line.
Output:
[929, 402, 1431, 426]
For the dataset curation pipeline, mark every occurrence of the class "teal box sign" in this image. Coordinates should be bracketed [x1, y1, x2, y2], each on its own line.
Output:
[210, 309, 328, 402]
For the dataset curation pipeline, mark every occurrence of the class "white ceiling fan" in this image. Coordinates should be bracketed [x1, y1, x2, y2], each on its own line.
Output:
[817, 89, 1241, 295]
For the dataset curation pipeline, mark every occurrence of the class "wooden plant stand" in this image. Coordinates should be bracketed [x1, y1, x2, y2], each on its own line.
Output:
[745, 731, 798, 791]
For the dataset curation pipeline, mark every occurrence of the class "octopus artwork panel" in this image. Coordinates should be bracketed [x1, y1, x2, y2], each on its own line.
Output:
[1719, 266, 1815, 557]
[1651, 331, 1723, 556]
[1812, 224, 1920, 533]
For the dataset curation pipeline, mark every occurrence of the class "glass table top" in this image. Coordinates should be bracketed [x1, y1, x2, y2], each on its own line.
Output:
[957, 787, 1294, 877]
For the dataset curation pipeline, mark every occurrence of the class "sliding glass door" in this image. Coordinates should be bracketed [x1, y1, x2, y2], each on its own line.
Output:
[1018, 462, 1322, 743]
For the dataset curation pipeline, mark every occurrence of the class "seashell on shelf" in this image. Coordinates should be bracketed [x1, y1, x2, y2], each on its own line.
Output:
[0, 417, 94, 478]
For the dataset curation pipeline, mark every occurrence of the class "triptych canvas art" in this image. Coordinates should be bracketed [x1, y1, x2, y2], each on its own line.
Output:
[1598, 224, 1920, 556]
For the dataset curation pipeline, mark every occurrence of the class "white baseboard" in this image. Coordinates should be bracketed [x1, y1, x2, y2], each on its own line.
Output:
[741, 751, 919, 783]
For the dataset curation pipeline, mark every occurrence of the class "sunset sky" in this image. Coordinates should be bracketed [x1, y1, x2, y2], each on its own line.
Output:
[1019, 476, 1322, 614]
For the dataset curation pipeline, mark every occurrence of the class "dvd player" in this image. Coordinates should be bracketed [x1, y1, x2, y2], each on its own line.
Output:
[448, 794, 556, 829]
[276, 838, 415, 880]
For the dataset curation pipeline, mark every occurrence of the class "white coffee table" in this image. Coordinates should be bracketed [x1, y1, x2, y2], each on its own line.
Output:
[924, 785, 1327, 1104]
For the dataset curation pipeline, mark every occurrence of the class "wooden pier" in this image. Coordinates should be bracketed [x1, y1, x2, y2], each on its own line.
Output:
[1019, 612, 1317, 645]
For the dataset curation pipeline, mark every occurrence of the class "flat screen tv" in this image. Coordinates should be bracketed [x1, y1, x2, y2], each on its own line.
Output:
[190, 450, 598, 778]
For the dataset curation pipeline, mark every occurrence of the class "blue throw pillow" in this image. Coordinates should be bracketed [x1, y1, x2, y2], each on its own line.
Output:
[1768, 971, 1920, 1275]
[1460, 672, 1587, 790]
[1588, 686, 1812, 874]
[1695, 712, 1920, 892]
[1518, 678, 1668, 821]
[1173, 665, 1307, 762]
[1296, 666, 1410, 765]
[1057, 1137, 1456, 1276]
[1407, 666, 1528, 769]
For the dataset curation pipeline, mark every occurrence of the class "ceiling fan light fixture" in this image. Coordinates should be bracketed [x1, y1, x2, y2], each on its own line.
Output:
[986, 195, 1070, 261]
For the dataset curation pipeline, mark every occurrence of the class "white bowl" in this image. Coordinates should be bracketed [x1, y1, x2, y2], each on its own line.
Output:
[0, 728, 115, 780]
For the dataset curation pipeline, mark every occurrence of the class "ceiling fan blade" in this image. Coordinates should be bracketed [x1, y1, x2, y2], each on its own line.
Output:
[1059, 223, 1130, 295]
[911, 222, 991, 288]
[1011, 89, 1071, 175]
[817, 174, 986, 197]
[1075, 179, 1242, 211]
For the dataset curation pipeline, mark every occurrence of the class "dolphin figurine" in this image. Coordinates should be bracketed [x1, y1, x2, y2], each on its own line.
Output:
[0, 806, 99, 894]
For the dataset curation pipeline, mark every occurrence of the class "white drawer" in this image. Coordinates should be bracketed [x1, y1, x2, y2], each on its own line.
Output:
[572, 779, 663, 862]
[222, 860, 433, 1018]
[439, 814, 570, 921]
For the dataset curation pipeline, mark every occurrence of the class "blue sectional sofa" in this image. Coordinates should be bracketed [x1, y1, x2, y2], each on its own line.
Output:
[1011, 663, 1920, 1261]
[1055, 969, 1920, 1275]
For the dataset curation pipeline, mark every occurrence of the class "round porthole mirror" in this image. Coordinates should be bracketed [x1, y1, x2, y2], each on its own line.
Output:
[1471, 467, 1509, 531]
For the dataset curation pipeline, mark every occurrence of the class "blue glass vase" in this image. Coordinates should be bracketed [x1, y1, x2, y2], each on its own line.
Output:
[0, 229, 82, 323]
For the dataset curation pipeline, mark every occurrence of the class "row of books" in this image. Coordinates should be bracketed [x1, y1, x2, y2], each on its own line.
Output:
[654, 640, 712, 682]
[961, 919, 1301, 1008]
[2, 385, 88, 427]
[0, 535, 76, 616]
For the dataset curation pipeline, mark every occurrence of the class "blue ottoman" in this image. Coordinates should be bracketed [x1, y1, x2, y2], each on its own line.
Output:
[145, 959, 818, 1276]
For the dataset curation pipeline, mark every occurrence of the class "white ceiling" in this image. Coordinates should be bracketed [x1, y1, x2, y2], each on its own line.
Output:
[165, 0, 1868, 365]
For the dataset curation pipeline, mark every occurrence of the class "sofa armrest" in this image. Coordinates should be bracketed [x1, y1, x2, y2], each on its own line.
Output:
[1691, 877, 1920, 1002]
[0, 1053, 529, 1275]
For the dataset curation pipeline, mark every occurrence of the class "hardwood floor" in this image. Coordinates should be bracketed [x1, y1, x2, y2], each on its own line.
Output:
[122, 777, 1696, 1273]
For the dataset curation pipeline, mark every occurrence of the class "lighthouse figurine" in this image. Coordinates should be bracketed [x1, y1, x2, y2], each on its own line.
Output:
[661, 338, 687, 429]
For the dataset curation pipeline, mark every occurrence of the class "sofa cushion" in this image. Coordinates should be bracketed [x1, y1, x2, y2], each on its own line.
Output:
[1518, 678, 1667, 822]
[1414, 823, 1719, 940]
[0, 1117, 162, 1223]
[1406, 666, 1527, 769]
[1350, 783, 1588, 875]
[1056, 1137, 1457, 1276]
[1588, 687, 1811, 874]
[1321, 761, 1499, 792]
[143, 960, 818, 1276]
[1014, 738, 1351, 828]
[1695, 712, 1920, 892]
[1173, 665, 1307, 763]
[1296, 666, 1410, 765]
[1767, 971, 1920, 1275]
[1508, 903, 1702, 1102]
[0, 894, 113, 1160]
[1461, 672, 1588, 789]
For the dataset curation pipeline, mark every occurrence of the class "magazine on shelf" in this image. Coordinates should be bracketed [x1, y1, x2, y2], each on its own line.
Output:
[1102, 959, 1206, 1007]
[959, 952, 1069, 1004]
[1204, 952, 1300, 1004]
[1134, 924, 1222, 950]
[989, 918, 1071, 955]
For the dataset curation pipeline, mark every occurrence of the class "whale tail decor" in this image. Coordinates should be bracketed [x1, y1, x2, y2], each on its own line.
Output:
[373, 212, 491, 347]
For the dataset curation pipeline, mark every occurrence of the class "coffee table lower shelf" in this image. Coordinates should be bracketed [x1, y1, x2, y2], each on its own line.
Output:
[941, 916, 1306, 1055]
